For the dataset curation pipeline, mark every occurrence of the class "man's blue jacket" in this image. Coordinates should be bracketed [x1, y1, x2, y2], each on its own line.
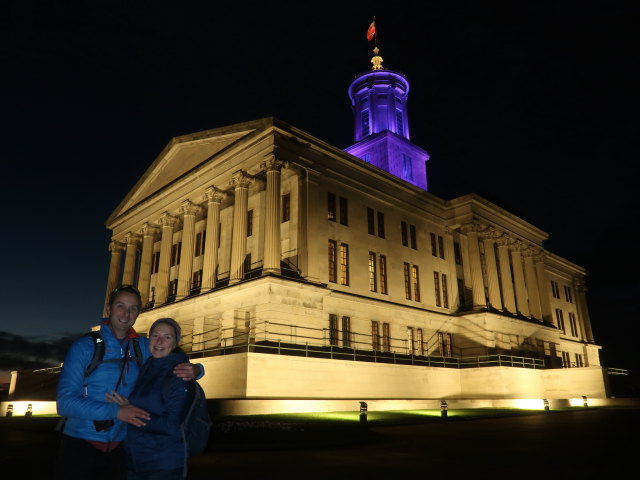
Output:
[56, 321, 150, 443]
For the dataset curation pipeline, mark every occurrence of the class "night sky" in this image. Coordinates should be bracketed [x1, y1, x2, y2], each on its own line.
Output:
[1, 2, 637, 375]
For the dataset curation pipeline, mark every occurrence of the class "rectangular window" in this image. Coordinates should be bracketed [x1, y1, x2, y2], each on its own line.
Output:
[195, 231, 206, 257]
[243, 253, 252, 274]
[416, 328, 424, 356]
[410, 224, 417, 249]
[396, 110, 404, 136]
[575, 353, 584, 368]
[434, 271, 441, 307]
[555, 308, 566, 334]
[371, 320, 380, 351]
[192, 270, 202, 290]
[438, 332, 453, 357]
[430, 233, 437, 257]
[328, 240, 337, 283]
[404, 262, 411, 300]
[339, 197, 348, 225]
[247, 209, 253, 237]
[438, 235, 445, 259]
[367, 208, 375, 235]
[561, 351, 571, 368]
[342, 316, 351, 348]
[377, 211, 385, 238]
[412, 265, 420, 302]
[454, 241, 462, 265]
[152, 251, 160, 274]
[551, 280, 560, 298]
[382, 322, 390, 352]
[368, 252, 377, 292]
[328, 193, 336, 221]
[564, 286, 573, 303]
[401, 221, 408, 246]
[282, 193, 290, 222]
[168, 279, 178, 296]
[379, 255, 388, 294]
[170, 242, 182, 267]
[441, 273, 449, 308]
[339, 243, 349, 285]
[329, 314, 338, 346]
[402, 153, 413, 180]
[568, 312, 579, 337]
[407, 326, 415, 354]
[362, 110, 370, 136]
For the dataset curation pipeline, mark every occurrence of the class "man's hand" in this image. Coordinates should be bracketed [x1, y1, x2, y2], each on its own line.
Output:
[173, 362, 199, 381]
[117, 405, 150, 427]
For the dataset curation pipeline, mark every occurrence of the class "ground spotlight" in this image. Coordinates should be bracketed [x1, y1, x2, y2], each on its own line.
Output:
[440, 400, 448, 418]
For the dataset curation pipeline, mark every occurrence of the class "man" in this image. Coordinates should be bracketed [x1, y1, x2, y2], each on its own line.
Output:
[55, 285, 203, 480]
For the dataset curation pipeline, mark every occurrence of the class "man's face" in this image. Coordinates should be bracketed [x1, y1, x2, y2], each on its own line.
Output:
[106, 291, 141, 339]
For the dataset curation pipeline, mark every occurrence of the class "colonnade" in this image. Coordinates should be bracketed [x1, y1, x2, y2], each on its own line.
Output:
[103, 156, 287, 315]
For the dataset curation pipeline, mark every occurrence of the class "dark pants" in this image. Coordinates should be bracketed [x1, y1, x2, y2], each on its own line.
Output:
[54, 434, 126, 480]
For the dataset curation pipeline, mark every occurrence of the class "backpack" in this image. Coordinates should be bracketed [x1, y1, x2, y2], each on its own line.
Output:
[85, 330, 144, 376]
[181, 381, 212, 457]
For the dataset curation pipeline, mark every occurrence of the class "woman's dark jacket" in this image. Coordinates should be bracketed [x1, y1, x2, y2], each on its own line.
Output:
[124, 350, 195, 473]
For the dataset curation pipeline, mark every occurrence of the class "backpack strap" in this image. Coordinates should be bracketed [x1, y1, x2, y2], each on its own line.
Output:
[84, 331, 106, 378]
[131, 337, 143, 368]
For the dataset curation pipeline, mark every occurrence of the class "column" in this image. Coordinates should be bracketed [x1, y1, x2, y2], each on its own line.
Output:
[229, 170, 252, 284]
[481, 230, 503, 311]
[535, 254, 552, 323]
[156, 212, 177, 304]
[462, 223, 487, 308]
[511, 243, 530, 317]
[523, 249, 543, 321]
[122, 233, 142, 286]
[177, 200, 200, 299]
[261, 154, 285, 274]
[444, 228, 459, 310]
[202, 187, 225, 290]
[103, 240, 125, 316]
[496, 237, 517, 314]
[574, 279, 595, 342]
[138, 223, 159, 307]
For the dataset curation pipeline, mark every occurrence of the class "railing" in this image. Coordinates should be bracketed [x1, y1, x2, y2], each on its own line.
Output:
[607, 368, 629, 376]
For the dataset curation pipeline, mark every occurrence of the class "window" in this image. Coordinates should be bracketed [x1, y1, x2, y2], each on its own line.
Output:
[382, 322, 390, 352]
[407, 327, 415, 354]
[555, 308, 566, 334]
[368, 252, 377, 292]
[401, 221, 408, 246]
[402, 153, 412, 180]
[362, 110, 370, 136]
[339, 243, 349, 285]
[441, 273, 449, 308]
[371, 320, 380, 351]
[282, 193, 290, 222]
[454, 241, 462, 265]
[551, 280, 560, 298]
[194, 231, 206, 257]
[434, 271, 441, 307]
[412, 265, 421, 302]
[328, 193, 336, 221]
[367, 208, 375, 235]
[431, 233, 444, 258]
[379, 255, 388, 294]
[247, 209, 253, 237]
[243, 253, 252, 274]
[342, 316, 351, 348]
[396, 110, 404, 136]
[168, 279, 178, 297]
[409, 224, 417, 249]
[416, 328, 424, 356]
[404, 262, 411, 300]
[152, 251, 160, 274]
[568, 312, 579, 337]
[438, 236, 445, 259]
[339, 197, 348, 225]
[438, 332, 453, 357]
[329, 314, 338, 346]
[377, 211, 385, 238]
[564, 286, 573, 303]
[170, 242, 182, 267]
[192, 270, 202, 290]
[561, 351, 571, 368]
[328, 240, 337, 283]
[430, 233, 437, 257]
[575, 353, 584, 368]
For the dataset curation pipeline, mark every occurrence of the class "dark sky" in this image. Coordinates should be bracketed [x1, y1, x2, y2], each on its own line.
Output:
[1, 2, 637, 374]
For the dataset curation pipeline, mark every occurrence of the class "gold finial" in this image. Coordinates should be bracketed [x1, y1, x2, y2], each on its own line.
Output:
[371, 46, 383, 70]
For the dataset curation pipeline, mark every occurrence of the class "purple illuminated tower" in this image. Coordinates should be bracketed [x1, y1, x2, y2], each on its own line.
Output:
[344, 46, 429, 190]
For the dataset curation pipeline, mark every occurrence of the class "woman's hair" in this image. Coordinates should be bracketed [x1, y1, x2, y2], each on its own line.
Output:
[149, 317, 182, 345]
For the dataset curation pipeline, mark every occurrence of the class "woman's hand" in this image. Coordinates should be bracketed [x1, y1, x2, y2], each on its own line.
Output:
[105, 391, 129, 406]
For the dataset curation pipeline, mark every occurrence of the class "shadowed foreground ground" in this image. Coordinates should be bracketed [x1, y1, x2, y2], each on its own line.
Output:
[1, 407, 636, 479]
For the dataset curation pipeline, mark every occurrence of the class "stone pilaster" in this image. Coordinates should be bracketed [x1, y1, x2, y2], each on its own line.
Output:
[177, 200, 201, 299]
[138, 223, 159, 307]
[481, 228, 503, 311]
[461, 222, 487, 308]
[202, 186, 226, 290]
[443, 227, 459, 310]
[534, 253, 552, 323]
[574, 279, 595, 342]
[523, 249, 543, 321]
[156, 212, 177, 304]
[261, 155, 285, 274]
[122, 233, 142, 287]
[229, 171, 253, 284]
[511, 242, 530, 317]
[103, 240, 125, 316]
[496, 236, 517, 314]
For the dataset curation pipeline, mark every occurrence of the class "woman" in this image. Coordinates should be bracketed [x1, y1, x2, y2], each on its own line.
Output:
[107, 318, 195, 480]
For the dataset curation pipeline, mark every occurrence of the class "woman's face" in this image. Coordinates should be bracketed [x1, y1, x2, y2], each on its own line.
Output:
[149, 323, 178, 358]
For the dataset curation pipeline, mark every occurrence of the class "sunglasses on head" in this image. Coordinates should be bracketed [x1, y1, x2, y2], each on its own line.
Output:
[111, 285, 141, 297]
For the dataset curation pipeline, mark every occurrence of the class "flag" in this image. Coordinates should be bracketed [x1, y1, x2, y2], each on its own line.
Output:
[367, 21, 376, 41]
